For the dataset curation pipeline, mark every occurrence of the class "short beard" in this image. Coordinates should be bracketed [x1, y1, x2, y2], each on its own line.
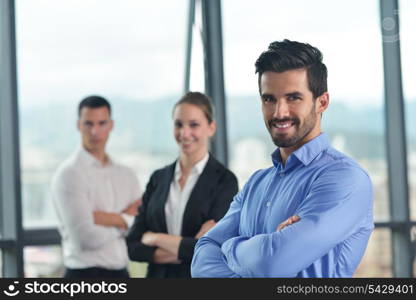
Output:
[269, 103, 317, 148]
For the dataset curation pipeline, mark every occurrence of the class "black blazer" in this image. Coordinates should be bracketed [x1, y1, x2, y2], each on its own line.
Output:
[126, 154, 238, 278]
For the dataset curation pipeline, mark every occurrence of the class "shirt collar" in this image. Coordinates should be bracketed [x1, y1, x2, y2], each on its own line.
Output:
[76, 146, 114, 167]
[174, 152, 210, 180]
[271, 133, 330, 168]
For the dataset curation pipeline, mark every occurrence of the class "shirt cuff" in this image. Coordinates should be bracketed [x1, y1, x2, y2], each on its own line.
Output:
[178, 237, 198, 262]
[121, 213, 135, 230]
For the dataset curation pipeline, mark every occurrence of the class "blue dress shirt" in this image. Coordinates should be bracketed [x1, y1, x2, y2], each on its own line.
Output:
[191, 133, 374, 278]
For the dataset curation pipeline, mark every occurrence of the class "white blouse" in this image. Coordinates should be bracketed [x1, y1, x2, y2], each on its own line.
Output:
[164, 153, 209, 236]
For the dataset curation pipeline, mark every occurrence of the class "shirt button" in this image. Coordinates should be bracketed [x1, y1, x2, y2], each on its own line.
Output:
[266, 202, 271, 207]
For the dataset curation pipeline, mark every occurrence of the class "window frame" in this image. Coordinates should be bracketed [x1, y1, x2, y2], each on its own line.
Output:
[1, 0, 414, 278]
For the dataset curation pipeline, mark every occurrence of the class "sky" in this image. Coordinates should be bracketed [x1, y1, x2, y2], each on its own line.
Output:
[16, 0, 188, 106]
[15, 0, 415, 109]
[222, 0, 415, 107]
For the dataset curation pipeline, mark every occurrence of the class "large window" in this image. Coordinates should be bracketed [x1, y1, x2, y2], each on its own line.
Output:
[400, 0, 416, 221]
[1, 0, 413, 278]
[400, 0, 416, 276]
[16, 0, 187, 229]
[14, 0, 187, 277]
[223, 0, 390, 276]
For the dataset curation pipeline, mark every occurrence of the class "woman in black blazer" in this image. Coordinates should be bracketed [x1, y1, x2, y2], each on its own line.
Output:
[126, 92, 238, 278]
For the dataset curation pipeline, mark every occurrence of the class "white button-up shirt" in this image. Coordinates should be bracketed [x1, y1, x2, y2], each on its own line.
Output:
[164, 153, 209, 236]
[51, 147, 141, 269]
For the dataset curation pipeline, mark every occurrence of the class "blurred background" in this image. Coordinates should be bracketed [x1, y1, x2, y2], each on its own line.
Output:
[0, 0, 415, 277]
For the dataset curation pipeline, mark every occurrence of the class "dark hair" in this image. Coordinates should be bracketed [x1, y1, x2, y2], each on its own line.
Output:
[255, 39, 327, 98]
[173, 92, 214, 123]
[78, 95, 111, 117]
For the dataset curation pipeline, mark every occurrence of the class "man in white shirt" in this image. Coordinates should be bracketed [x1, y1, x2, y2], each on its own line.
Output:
[51, 95, 141, 278]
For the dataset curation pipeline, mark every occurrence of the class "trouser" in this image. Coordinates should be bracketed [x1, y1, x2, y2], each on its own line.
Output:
[64, 267, 130, 278]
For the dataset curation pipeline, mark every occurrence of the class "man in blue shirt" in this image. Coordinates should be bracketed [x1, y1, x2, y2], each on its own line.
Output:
[191, 39, 374, 278]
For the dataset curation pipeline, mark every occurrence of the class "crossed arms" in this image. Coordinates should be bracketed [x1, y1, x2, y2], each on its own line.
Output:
[126, 169, 238, 265]
[139, 220, 216, 264]
[93, 199, 141, 230]
[52, 170, 141, 251]
[191, 166, 373, 277]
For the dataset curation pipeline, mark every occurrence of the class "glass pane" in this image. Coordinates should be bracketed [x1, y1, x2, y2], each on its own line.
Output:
[400, 0, 416, 221]
[413, 226, 416, 277]
[223, 0, 389, 222]
[16, 0, 187, 228]
[24, 245, 64, 277]
[354, 228, 392, 277]
[128, 261, 148, 278]
[24, 246, 150, 278]
[0, 249, 2, 277]
[189, 0, 205, 91]
[410, 226, 416, 278]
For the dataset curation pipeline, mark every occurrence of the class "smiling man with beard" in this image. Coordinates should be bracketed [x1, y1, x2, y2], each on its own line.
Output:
[191, 39, 374, 278]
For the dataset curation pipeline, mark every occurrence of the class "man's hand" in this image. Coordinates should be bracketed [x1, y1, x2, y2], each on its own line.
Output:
[276, 215, 300, 231]
[93, 211, 127, 230]
[195, 219, 217, 239]
[141, 231, 159, 247]
[123, 199, 141, 216]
